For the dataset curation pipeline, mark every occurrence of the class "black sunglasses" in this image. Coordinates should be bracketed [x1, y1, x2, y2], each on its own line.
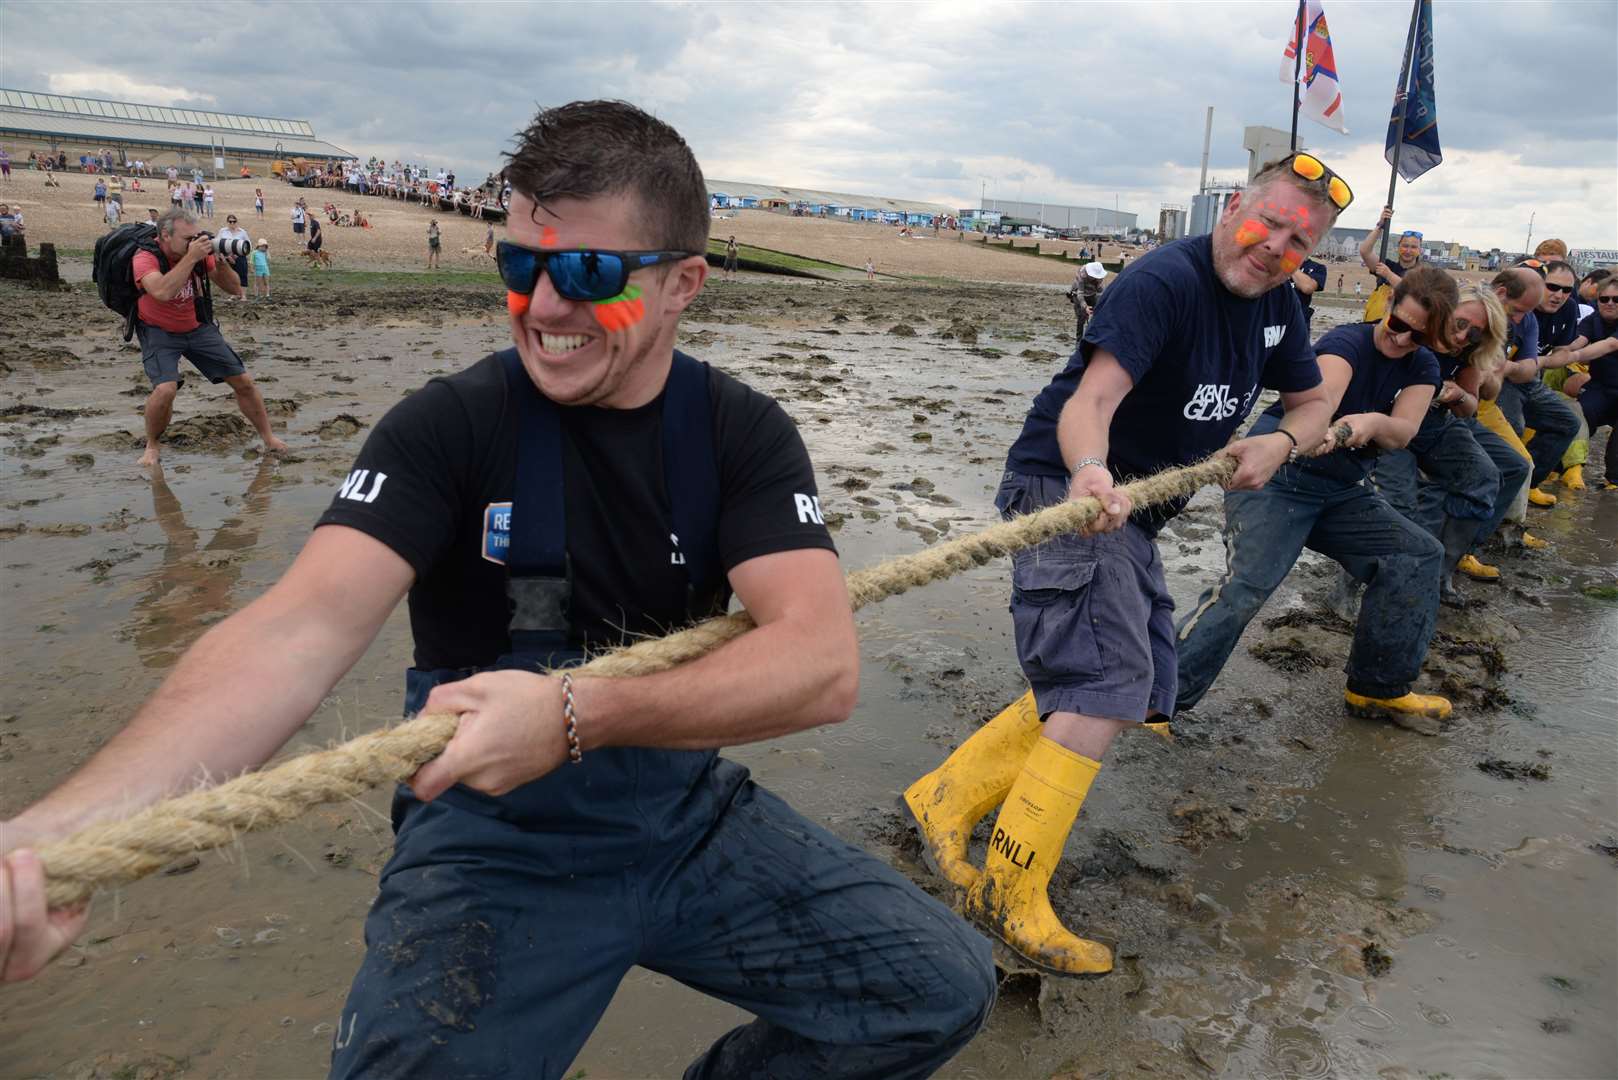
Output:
[1386, 312, 1427, 345]
[496, 241, 700, 303]
[1543, 282, 1572, 295]
[1600, 295, 1618, 305]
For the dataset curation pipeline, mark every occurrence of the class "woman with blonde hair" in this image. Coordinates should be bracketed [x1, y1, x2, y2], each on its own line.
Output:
[1366, 271, 1517, 603]
[1448, 282, 1543, 573]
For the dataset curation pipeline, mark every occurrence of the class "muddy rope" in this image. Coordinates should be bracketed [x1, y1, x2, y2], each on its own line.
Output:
[37, 454, 1236, 909]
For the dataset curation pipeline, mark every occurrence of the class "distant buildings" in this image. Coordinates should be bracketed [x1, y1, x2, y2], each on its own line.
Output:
[968, 199, 1137, 236]
[1189, 182, 1243, 237]
[707, 179, 951, 220]
[1158, 205, 1188, 241]
[1, 86, 351, 172]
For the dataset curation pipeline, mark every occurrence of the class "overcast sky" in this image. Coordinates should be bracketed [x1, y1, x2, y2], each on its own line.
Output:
[4, 0, 1614, 251]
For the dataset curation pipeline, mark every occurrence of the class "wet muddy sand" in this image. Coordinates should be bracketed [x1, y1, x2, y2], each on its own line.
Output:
[2, 268, 1615, 1079]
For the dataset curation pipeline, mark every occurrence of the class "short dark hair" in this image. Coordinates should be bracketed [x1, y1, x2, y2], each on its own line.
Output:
[503, 100, 709, 253]
[1542, 260, 1575, 280]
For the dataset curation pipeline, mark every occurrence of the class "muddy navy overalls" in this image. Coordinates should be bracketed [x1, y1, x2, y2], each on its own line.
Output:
[330, 350, 995, 1080]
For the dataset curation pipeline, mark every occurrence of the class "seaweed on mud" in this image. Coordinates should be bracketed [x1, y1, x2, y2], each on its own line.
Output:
[1477, 758, 1551, 781]
[1170, 800, 1250, 851]
[0, 403, 105, 421]
[1248, 640, 1330, 673]
[1262, 607, 1354, 634]
[1361, 942, 1393, 977]
[1436, 636, 1507, 676]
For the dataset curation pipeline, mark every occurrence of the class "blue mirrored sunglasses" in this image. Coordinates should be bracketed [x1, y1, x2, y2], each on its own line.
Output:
[496, 241, 700, 302]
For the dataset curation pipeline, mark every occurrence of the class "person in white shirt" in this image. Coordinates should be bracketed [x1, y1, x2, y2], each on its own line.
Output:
[217, 214, 252, 290]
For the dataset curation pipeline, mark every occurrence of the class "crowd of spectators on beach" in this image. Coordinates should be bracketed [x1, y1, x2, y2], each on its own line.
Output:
[289, 157, 510, 221]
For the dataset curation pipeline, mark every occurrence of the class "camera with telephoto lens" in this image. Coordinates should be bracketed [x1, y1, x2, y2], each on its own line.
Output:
[194, 230, 251, 258]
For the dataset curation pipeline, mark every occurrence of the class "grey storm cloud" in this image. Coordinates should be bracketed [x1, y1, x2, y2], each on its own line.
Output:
[3, 0, 1612, 247]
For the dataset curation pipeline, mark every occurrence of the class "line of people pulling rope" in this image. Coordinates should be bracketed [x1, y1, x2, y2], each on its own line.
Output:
[3, 101, 1615, 1080]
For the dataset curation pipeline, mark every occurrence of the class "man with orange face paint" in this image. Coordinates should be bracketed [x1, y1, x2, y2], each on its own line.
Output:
[1359, 205, 1424, 323]
[903, 154, 1342, 976]
[3, 101, 997, 1079]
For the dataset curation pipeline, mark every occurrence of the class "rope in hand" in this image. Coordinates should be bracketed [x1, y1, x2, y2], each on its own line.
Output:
[35, 454, 1237, 909]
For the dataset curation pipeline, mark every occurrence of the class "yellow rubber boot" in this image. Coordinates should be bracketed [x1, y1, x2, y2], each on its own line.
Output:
[901, 691, 1042, 889]
[1521, 532, 1550, 550]
[964, 737, 1113, 976]
[1142, 720, 1173, 742]
[1527, 486, 1558, 507]
[1457, 553, 1500, 580]
[1545, 470, 1561, 485]
[1344, 689, 1452, 736]
[1562, 464, 1586, 491]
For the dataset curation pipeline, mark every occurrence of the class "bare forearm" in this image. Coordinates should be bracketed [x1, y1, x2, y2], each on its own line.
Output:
[576, 611, 859, 753]
[1278, 395, 1331, 449]
[1057, 395, 1111, 473]
[1358, 234, 1380, 270]
[5, 597, 369, 844]
[1372, 415, 1419, 448]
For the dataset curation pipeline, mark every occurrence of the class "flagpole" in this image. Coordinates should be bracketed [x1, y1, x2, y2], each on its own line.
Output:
[1289, 0, 1306, 151]
[1379, 0, 1424, 265]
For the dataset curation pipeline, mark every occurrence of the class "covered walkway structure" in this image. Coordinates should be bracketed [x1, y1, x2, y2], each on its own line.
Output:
[0, 88, 351, 175]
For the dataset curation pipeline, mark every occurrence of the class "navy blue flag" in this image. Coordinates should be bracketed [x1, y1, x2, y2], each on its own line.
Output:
[1385, 0, 1441, 180]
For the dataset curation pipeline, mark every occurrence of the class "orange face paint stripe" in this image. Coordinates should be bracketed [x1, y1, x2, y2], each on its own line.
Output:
[1279, 251, 1303, 274]
[507, 290, 531, 317]
[541, 226, 559, 246]
[1235, 220, 1270, 247]
[591, 284, 645, 332]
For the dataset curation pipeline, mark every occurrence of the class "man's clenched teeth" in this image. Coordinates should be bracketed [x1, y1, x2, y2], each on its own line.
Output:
[540, 332, 590, 354]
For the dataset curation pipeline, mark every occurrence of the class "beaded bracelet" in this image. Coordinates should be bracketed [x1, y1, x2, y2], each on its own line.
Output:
[559, 673, 583, 765]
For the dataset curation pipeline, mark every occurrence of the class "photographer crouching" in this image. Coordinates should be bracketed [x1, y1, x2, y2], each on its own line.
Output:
[132, 208, 286, 466]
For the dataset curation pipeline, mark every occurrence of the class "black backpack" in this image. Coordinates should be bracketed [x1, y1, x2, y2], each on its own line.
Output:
[92, 223, 213, 341]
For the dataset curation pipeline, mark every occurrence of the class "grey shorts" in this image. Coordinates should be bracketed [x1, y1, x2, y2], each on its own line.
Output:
[996, 470, 1176, 722]
[136, 322, 246, 387]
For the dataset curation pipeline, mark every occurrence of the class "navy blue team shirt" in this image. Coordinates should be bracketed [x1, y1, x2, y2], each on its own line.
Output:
[1006, 234, 1322, 531]
[1507, 310, 1540, 363]
[1537, 296, 1581, 351]
[1265, 321, 1438, 422]
[1577, 311, 1618, 391]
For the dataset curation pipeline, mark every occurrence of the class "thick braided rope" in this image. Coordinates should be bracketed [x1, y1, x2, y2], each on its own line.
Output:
[37, 454, 1235, 908]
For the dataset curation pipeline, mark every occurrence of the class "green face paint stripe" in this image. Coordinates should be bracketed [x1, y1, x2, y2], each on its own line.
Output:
[592, 283, 644, 307]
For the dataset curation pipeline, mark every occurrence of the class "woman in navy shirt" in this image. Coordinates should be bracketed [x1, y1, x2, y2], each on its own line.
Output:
[1177, 267, 1455, 731]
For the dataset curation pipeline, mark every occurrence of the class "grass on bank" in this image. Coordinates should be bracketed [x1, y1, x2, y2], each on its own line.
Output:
[704, 239, 862, 279]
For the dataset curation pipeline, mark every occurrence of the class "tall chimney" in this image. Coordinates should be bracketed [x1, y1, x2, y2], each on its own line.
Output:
[1198, 106, 1214, 194]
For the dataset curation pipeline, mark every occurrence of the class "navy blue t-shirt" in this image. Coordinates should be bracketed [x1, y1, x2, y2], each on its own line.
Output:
[1294, 258, 1328, 326]
[1577, 311, 1618, 391]
[1537, 297, 1581, 350]
[1282, 322, 1439, 419]
[1006, 235, 1321, 531]
[1507, 310, 1540, 363]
